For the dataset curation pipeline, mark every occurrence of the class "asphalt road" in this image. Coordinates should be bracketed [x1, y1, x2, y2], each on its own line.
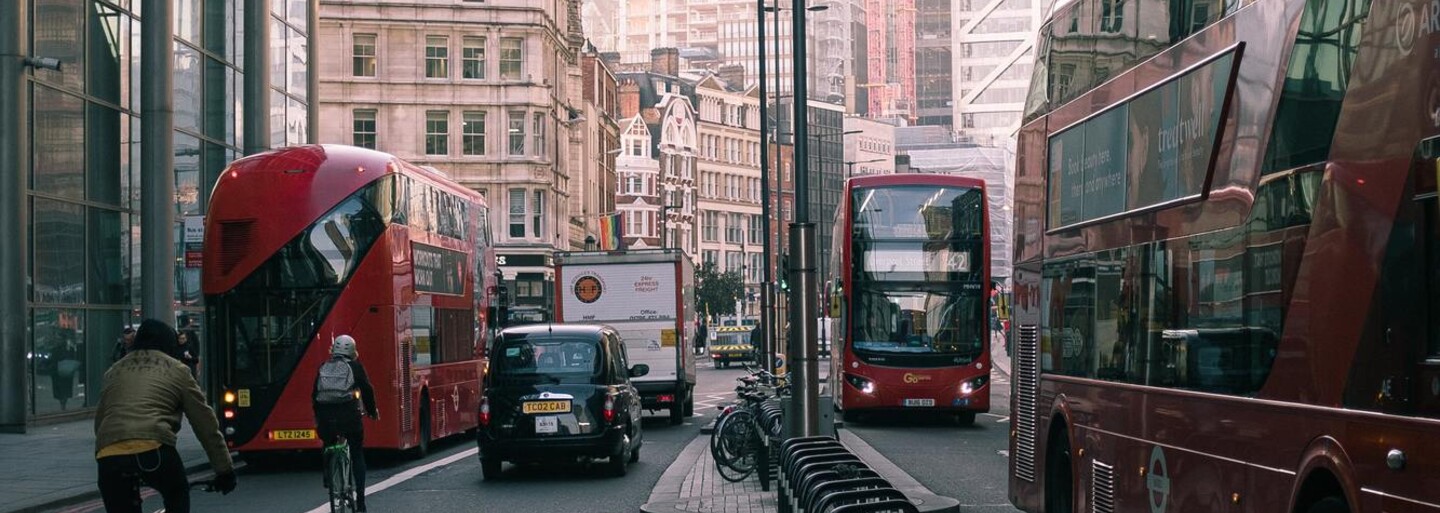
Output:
[56, 357, 1023, 513]
[844, 366, 1021, 512]
[60, 359, 752, 513]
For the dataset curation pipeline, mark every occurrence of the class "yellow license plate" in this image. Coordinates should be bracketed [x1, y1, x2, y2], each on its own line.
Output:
[268, 429, 316, 441]
[522, 400, 572, 414]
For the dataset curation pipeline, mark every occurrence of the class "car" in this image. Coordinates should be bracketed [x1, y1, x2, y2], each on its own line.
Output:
[477, 324, 648, 479]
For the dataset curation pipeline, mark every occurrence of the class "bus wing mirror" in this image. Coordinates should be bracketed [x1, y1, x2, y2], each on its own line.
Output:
[629, 364, 650, 378]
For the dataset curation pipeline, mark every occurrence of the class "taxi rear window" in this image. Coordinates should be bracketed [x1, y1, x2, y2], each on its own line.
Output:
[494, 337, 602, 377]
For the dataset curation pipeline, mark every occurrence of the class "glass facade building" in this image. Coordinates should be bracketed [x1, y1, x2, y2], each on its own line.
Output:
[4, 0, 309, 424]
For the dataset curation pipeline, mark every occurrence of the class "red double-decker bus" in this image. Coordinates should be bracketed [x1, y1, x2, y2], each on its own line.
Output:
[1011, 0, 1440, 510]
[203, 145, 497, 456]
[827, 174, 992, 425]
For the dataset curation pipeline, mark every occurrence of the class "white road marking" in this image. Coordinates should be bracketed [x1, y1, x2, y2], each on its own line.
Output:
[998, 450, 1010, 457]
[303, 447, 478, 513]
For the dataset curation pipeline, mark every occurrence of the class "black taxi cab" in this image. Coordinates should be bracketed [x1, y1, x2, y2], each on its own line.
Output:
[477, 324, 647, 479]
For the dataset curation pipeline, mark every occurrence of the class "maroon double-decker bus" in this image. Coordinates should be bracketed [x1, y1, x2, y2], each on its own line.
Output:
[1010, 0, 1440, 511]
[828, 174, 992, 425]
[203, 145, 497, 456]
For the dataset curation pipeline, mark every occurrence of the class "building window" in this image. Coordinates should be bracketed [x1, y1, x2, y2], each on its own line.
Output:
[462, 36, 486, 79]
[625, 174, 642, 194]
[702, 211, 718, 241]
[508, 110, 526, 155]
[353, 34, 377, 77]
[508, 188, 526, 238]
[462, 111, 486, 155]
[353, 109, 377, 149]
[749, 214, 763, 244]
[500, 37, 524, 80]
[532, 113, 546, 157]
[425, 110, 449, 155]
[531, 190, 545, 238]
[627, 211, 644, 238]
[704, 250, 719, 266]
[726, 213, 743, 243]
[425, 35, 449, 78]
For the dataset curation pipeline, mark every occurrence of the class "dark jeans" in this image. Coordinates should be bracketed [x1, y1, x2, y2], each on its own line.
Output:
[97, 444, 189, 513]
[316, 409, 367, 504]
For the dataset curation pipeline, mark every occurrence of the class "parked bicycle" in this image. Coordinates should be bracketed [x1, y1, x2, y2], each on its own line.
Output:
[710, 366, 788, 482]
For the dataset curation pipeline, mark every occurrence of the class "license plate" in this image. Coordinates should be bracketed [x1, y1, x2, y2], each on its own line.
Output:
[268, 429, 316, 441]
[523, 400, 572, 414]
[903, 398, 935, 407]
[535, 416, 559, 434]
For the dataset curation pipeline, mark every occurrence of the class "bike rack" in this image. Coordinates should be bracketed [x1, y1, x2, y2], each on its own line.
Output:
[776, 435, 921, 513]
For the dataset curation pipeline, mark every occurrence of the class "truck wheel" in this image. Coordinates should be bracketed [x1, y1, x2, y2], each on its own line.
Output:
[669, 389, 686, 425]
[683, 392, 694, 417]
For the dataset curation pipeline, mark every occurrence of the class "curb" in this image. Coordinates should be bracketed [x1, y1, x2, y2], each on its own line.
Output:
[840, 430, 960, 513]
[19, 459, 240, 513]
[639, 435, 712, 513]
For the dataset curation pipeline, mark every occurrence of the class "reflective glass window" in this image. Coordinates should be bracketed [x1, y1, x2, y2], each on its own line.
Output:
[426, 35, 449, 79]
[463, 111, 486, 155]
[175, 0, 201, 43]
[89, 208, 127, 305]
[87, 103, 122, 206]
[89, 5, 126, 106]
[174, 42, 202, 133]
[287, 26, 307, 99]
[31, 308, 85, 415]
[33, 199, 86, 304]
[463, 36, 485, 79]
[34, 0, 85, 91]
[426, 110, 449, 155]
[353, 109, 377, 149]
[353, 34, 377, 77]
[33, 85, 86, 199]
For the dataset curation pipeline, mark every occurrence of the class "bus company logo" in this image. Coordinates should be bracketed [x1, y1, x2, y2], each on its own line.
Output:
[634, 275, 660, 293]
[573, 275, 604, 304]
[1148, 445, 1171, 513]
[902, 373, 932, 384]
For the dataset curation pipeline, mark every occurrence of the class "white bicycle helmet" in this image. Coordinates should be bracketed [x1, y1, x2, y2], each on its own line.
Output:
[331, 334, 358, 359]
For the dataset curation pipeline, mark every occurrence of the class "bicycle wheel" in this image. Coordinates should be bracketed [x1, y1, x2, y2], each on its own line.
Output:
[715, 410, 757, 482]
[709, 407, 739, 465]
[328, 445, 355, 513]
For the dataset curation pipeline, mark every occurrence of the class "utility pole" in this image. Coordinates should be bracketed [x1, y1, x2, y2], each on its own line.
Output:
[142, 0, 176, 325]
[0, 0, 28, 432]
[787, 0, 820, 438]
[757, 0, 775, 374]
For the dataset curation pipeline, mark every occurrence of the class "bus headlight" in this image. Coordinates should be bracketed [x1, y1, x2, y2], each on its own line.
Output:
[844, 373, 876, 395]
[960, 375, 989, 396]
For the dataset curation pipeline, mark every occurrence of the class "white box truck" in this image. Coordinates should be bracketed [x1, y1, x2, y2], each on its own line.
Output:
[553, 250, 696, 424]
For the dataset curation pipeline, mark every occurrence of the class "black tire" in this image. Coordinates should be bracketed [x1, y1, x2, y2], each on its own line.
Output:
[411, 400, 432, 459]
[1307, 497, 1349, 513]
[1044, 426, 1074, 513]
[481, 457, 502, 481]
[683, 393, 695, 417]
[629, 441, 641, 463]
[841, 410, 860, 424]
[669, 388, 686, 425]
[609, 444, 630, 477]
[954, 412, 976, 426]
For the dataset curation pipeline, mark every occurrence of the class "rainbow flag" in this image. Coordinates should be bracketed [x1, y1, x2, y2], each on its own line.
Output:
[599, 213, 623, 250]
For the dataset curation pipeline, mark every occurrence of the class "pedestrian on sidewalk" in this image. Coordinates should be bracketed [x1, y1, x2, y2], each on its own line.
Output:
[175, 330, 200, 378]
[94, 318, 237, 513]
[695, 321, 708, 356]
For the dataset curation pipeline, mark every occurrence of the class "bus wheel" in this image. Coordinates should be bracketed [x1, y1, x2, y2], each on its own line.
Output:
[1306, 497, 1348, 513]
[842, 410, 860, 424]
[411, 395, 432, 459]
[1044, 423, 1074, 513]
[953, 412, 976, 426]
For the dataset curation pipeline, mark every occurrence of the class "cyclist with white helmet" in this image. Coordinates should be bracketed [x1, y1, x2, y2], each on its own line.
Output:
[312, 335, 378, 512]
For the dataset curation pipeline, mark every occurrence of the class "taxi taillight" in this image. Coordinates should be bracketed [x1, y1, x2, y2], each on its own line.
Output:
[603, 397, 615, 424]
[480, 397, 491, 427]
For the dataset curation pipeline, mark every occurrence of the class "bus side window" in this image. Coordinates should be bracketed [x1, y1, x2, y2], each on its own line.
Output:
[1418, 194, 1440, 417]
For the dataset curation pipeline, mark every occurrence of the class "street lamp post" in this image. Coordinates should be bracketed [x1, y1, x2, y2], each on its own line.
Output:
[787, 0, 819, 438]
[844, 158, 885, 178]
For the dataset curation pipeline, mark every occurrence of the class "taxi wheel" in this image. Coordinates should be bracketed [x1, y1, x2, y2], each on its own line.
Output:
[629, 442, 641, 463]
[609, 445, 630, 477]
[481, 457, 502, 480]
[1307, 497, 1348, 513]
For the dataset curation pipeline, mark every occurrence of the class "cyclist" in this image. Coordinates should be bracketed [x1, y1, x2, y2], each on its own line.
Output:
[94, 319, 237, 513]
[312, 335, 378, 512]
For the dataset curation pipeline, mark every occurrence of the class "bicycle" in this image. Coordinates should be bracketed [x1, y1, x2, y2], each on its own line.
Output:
[710, 367, 788, 482]
[325, 435, 357, 513]
[150, 480, 221, 513]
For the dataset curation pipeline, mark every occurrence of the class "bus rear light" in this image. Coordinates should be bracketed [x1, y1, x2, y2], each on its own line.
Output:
[657, 394, 675, 403]
[223, 391, 237, 404]
[480, 397, 491, 427]
[844, 374, 875, 395]
[223, 408, 236, 420]
[603, 397, 616, 424]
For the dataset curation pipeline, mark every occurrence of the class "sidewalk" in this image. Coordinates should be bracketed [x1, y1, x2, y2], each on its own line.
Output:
[990, 332, 1012, 378]
[0, 418, 213, 513]
[641, 429, 958, 513]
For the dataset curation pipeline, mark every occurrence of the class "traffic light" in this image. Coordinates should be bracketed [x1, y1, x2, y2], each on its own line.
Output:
[779, 253, 790, 292]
